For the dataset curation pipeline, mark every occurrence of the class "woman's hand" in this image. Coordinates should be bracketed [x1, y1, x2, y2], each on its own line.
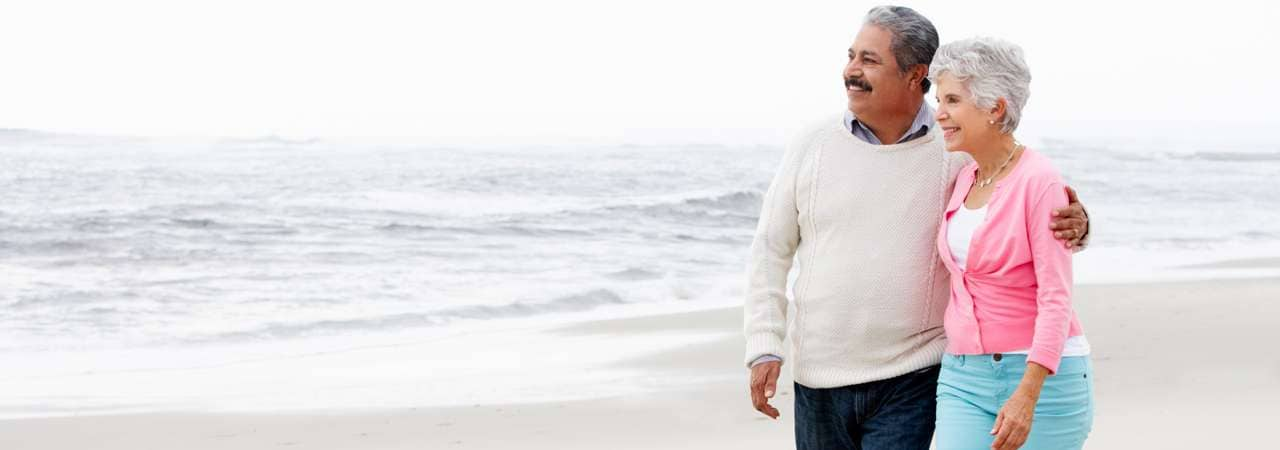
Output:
[991, 363, 1050, 450]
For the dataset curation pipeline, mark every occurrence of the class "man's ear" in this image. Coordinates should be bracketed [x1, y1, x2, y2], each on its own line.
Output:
[909, 64, 928, 91]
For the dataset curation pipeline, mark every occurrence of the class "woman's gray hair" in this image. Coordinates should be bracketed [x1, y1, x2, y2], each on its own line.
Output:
[928, 37, 1031, 134]
[863, 5, 939, 93]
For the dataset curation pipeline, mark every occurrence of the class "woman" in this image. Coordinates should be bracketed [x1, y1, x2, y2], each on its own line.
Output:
[930, 37, 1094, 450]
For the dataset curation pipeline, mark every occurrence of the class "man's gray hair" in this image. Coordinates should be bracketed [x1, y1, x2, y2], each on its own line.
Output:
[863, 5, 939, 93]
[928, 37, 1031, 134]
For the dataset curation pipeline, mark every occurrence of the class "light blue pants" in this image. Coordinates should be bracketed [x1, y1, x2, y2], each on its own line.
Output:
[935, 353, 1094, 450]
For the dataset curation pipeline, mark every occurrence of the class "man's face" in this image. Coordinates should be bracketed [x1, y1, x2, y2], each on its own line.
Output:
[844, 25, 915, 121]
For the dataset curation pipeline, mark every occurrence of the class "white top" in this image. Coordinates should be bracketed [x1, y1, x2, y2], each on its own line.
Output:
[946, 204, 987, 269]
[744, 116, 974, 388]
[945, 201, 1091, 357]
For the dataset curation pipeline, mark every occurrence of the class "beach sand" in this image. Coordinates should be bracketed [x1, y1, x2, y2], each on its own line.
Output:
[3, 274, 1278, 449]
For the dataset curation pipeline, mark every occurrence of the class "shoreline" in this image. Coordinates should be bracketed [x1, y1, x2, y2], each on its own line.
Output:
[4, 272, 1280, 448]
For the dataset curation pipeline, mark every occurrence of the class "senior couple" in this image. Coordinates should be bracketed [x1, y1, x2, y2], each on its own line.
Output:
[744, 5, 1094, 450]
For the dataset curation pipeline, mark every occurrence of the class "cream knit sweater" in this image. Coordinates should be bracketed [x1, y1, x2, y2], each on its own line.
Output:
[744, 114, 969, 388]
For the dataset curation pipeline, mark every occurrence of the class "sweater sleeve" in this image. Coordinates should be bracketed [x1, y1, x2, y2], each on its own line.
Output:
[742, 134, 808, 368]
[1072, 202, 1092, 253]
[1026, 182, 1075, 374]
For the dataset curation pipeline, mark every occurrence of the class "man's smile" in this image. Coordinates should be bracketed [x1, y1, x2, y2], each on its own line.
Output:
[846, 77, 872, 95]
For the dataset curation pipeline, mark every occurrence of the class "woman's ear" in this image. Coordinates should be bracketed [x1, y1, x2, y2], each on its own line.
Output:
[989, 98, 1008, 126]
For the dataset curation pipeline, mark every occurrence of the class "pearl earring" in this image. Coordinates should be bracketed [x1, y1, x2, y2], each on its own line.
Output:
[988, 120, 996, 125]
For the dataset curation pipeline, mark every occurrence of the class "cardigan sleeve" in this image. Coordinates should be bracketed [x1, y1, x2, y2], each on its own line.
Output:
[1025, 182, 1075, 374]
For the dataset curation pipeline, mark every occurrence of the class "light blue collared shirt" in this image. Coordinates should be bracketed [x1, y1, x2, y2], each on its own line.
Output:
[842, 102, 935, 145]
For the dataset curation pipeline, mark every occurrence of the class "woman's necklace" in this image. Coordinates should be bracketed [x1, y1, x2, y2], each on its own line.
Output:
[975, 143, 1023, 189]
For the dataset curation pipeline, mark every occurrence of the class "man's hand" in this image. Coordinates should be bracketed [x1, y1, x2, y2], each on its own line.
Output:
[1050, 186, 1089, 249]
[749, 360, 781, 419]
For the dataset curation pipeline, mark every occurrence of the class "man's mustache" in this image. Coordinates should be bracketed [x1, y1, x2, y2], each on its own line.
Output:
[845, 76, 872, 92]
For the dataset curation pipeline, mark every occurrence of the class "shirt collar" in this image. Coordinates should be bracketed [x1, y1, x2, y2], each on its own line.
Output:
[843, 102, 935, 145]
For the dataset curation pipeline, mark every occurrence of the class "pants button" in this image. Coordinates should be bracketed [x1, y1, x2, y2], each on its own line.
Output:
[993, 353, 1003, 361]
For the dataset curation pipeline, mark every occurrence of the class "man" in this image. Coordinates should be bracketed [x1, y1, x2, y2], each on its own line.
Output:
[743, 5, 1089, 449]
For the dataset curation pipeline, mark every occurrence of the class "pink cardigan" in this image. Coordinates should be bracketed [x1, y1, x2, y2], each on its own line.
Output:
[936, 148, 1083, 374]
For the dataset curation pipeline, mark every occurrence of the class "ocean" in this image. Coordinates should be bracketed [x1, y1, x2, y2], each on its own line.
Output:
[3, 131, 1279, 352]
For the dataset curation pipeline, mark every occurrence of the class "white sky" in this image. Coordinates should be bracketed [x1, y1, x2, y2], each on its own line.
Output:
[1, 0, 1277, 145]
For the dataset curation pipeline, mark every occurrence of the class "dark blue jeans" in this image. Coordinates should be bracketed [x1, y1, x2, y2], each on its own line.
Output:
[794, 365, 940, 450]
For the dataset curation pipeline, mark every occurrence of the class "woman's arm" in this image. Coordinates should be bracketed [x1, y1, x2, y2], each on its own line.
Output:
[991, 180, 1076, 450]
[991, 362, 1051, 450]
[1025, 182, 1075, 374]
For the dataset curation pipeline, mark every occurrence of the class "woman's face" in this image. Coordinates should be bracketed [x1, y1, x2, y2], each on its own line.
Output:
[934, 74, 998, 153]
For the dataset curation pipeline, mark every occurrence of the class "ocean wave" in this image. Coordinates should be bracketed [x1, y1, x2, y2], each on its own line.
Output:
[377, 222, 593, 238]
[8, 188, 764, 247]
[215, 135, 322, 147]
[3, 289, 116, 311]
[10, 204, 298, 237]
[586, 189, 763, 224]
[169, 218, 226, 229]
[1239, 230, 1280, 240]
[672, 233, 748, 244]
[674, 190, 763, 211]
[193, 288, 629, 342]
[1174, 151, 1280, 162]
[378, 190, 765, 237]
[0, 238, 105, 255]
[604, 268, 664, 281]
[1039, 140, 1280, 163]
